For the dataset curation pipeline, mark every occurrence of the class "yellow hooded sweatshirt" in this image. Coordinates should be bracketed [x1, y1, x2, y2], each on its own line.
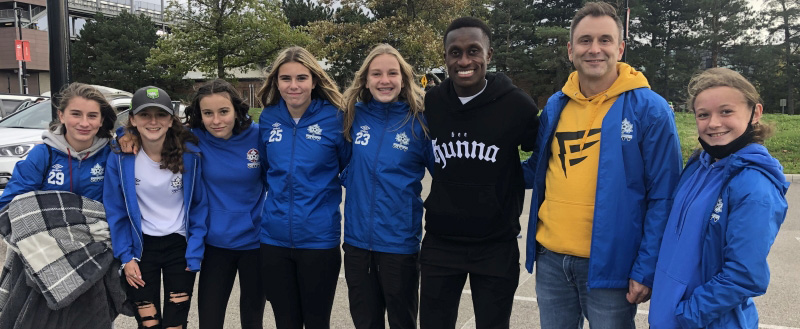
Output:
[536, 63, 650, 257]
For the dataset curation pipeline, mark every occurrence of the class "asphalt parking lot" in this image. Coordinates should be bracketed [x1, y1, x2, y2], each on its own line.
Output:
[1, 174, 798, 328]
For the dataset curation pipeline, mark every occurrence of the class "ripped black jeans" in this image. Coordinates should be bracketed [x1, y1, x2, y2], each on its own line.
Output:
[127, 233, 197, 329]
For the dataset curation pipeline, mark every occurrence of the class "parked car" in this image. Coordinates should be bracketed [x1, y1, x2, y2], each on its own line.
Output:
[0, 94, 46, 119]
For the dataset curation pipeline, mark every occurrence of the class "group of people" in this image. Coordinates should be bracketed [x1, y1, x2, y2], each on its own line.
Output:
[0, 1, 790, 329]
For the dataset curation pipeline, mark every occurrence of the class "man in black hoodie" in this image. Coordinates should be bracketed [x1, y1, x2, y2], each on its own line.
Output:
[420, 17, 539, 329]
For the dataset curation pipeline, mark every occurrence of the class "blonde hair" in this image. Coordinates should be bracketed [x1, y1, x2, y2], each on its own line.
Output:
[256, 46, 344, 111]
[688, 67, 773, 144]
[342, 44, 427, 142]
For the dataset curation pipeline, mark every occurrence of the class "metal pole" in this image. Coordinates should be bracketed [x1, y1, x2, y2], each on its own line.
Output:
[13, 5, 23, 94]
[47, 0, 70, 121]
[15, 7, 29, 94]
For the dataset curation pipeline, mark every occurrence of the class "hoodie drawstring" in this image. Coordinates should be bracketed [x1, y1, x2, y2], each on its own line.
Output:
[66, 148, 90, 193]
[67, 149, 73, 192]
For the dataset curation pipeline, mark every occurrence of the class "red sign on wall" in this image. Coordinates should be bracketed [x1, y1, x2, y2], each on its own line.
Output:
[14, 40, 31, 62]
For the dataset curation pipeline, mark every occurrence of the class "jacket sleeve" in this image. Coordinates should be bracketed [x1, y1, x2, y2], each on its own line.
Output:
[185, 155, 209, 272]
[629, 100, 682, 287]
[675, 172, 787, 328]
[102, 152, 136, 264]
[336, 128, 352, 173]
[0, 145, 48, 210]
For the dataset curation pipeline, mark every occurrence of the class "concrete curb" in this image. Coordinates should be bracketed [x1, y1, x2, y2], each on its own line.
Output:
[785, 174, 799, 183]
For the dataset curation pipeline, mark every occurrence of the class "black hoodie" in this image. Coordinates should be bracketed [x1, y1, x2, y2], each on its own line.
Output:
[423, 73, 538, 243]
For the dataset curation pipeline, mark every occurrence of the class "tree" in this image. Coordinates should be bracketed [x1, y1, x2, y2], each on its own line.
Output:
[762, 0, 800, 114]
[306, 0, 484, 88]
[626, 0, 702, 103]
[71, 12, 160, 92]
[694, 0, 756, 68]
[149, 0, 308, 79]
[282, 0, 333, 27]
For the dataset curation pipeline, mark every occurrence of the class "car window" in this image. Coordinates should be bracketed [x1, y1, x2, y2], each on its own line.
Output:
[0, 101, 53, 129]
[115, 110, 129, 131]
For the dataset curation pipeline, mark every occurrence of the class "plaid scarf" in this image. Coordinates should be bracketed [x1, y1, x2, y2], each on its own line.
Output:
[0, 190, 114, 310]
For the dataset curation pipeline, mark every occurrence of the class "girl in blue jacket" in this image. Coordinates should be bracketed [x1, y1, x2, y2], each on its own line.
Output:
[649, 68, 789, 329]
[0, 83, 116, 209]
[340, 44, 434, 329]
[104, 86, 208, 329]
[118, 79, 268, 328]
[256, 46, 350, 329]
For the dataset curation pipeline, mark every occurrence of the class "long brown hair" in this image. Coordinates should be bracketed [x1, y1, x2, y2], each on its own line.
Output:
[256, 46, 344, 110]
[52, 82, 117, 138]
[342, 44, 427, 142]
[125, 112, 199, 173]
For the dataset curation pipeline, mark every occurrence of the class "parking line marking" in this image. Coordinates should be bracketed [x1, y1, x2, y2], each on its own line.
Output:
[796, 237, 800, 244]
[760, 325, 800, 329]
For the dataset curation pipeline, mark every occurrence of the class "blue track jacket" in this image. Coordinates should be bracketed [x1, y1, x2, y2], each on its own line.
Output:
[649, 144, 789, 329]
[343, 100, 434, 254]
[193, 125, 265, 250]
[523, 87, 682, 288]
[103, 144, 209, 271]
[0, 133, 111, 209]
[259, 98, 350, 249]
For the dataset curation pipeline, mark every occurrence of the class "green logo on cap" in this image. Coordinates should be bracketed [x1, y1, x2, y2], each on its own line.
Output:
[146, 88, 159, 99]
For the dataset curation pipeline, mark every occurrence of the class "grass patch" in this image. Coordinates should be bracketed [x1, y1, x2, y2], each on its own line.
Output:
[250, 108, 262, 123]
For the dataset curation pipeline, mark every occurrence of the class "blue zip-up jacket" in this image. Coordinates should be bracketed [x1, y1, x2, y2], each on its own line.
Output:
[259, 98, 351, 249]
[523, 87, 682, 288]
[343, 100, 434, 254]
[103, 144, 209, 271]
[0, 131, 111, 209]
[193, 124, 265, 250]
[649, 144, 789, 329]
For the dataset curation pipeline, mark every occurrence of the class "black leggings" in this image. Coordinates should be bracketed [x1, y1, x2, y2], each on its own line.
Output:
[260, 244, 341, 329]
[127, 234, 197, 329]
[198, 245, 266, 329]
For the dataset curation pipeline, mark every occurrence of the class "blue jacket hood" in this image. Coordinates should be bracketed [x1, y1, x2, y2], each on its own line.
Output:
[719, 144, 789, 195]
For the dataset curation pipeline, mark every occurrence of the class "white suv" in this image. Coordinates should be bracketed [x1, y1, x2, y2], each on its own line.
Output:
[0, 101, 52, 192]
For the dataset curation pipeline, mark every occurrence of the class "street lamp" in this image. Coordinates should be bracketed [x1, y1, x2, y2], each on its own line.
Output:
[13, 7, 29, 95]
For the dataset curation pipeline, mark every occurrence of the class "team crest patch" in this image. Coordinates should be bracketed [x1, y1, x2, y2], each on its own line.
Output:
[621, 118, 633, 141]
[710, 198, 723, 222]
[170, 176, 183, 194]
[146, 88, 159, 99]
[246, 148, 260, 169]
[90, 163, 104, 182]
[306, 124, 322, 141]
[393, 132, 410, 152]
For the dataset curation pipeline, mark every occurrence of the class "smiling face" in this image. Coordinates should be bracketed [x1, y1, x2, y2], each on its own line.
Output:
[444, 27, 493, 97]
[694, 86, 762, 146]
[568, 15, 625, 91]
[366, 54, 404, 103]
[131, 107, 174, 144]
[200, 93, 236, 139]
[58, 96, 103, 152]
[277, 61, 316, 116]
